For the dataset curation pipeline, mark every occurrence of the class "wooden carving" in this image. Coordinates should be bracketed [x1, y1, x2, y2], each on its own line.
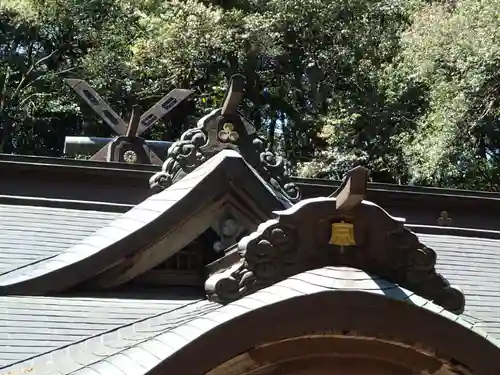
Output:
[205, 166, 465, 314]
[149, 75, 301, 202]
[437, 211, 453, 226]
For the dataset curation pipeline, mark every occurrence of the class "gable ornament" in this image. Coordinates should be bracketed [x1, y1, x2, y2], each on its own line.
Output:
[205, 166, 465, 314]
[149, 75, 301, 202]
[329, 221, 356, 246]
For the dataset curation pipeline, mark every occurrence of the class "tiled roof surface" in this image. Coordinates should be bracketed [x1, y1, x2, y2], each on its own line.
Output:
[0, 295, 204, 370]
[0, 150, 291, 295]
[0, 154, 224, 288]
[1, 151, 499, 374]
[419, 233, 500, 337]
[1, 267, 497, 375]
[0, 205, 120, 276]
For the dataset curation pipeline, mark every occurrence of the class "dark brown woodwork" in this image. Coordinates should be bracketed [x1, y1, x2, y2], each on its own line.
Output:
[0, 154, 156, 205]
[231, 358, 418, 375]
[85, 198, 228, 289]
[0, 153, 290, 296]
[129, 270, 203, 287]
[2, 152, 500, 231]
[206, 166, 465, 313]
[206, 337, 450, 375]
[106, 104, 157, 165]
[298, 177, 500, 231]
[65, 78, 193, 165]
[127, 231, 220, 288]
[150, 75, 301, 202]
[330, 165, 369, 210]
[149, 291, 500, 375]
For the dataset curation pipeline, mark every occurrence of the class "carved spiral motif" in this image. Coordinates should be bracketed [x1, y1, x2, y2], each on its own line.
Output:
[257, 149, 301, 202]
[214, 276, 240, 300]
[211, 265, 256, 302]
[206, 199, 465, 313]
[149, 128, 208, 190]
[270, 227, 297, 264]
[283, 182, 301, 202]
[149, 107, 301, 202]
[408, 246, 436, 272]
[244, 224, 298, 281]
[439, 286, 466, 314]
[209, 223, 299, 302]
[245, 239, 279, 281]
[382, 227, 465, 313]
[182, 127, 208, 148]
[260, 151, 281, 168]
[252, 137, 265, 151]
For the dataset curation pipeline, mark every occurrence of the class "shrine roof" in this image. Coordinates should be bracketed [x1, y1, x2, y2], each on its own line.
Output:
[0, 201, 121, 276]
[1, 267, 498, 375]
[2, 152, 500, 230]
[418, 231, 500, 332]
[0, 150, 291, 294]
[0, 292, 206, 371]
[0, 156, 500, 374]
[1, 74, 500, 374]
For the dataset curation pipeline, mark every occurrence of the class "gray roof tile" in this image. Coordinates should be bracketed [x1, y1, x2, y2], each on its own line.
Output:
[0, 205, 120, 275]
[0, 150, 291, 295]
[0, 295, 201, 369]
[4, 267, 495, 375]
[418, 233, 500, 325]
[0, 155, 218, 290]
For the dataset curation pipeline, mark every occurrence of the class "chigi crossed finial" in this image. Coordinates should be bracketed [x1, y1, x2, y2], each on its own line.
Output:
[65, 78, 193, 164]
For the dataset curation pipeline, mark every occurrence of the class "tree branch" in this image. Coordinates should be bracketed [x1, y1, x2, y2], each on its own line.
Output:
[0, 66, 12, 113]
[17, 92, 51, 108]
[13, 49, 60, 97]
[26, 40, 34, 67]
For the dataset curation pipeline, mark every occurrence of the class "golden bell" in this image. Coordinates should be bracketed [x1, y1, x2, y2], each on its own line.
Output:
[329, 221, 356, 246]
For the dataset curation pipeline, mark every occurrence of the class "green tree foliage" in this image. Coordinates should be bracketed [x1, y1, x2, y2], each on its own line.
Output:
[394, 0, 500, 189]
[1, 0, 499, 190]
[130, 0, 411, 166]
[0, 0, 139, 154]
[301, 0, 500, 189]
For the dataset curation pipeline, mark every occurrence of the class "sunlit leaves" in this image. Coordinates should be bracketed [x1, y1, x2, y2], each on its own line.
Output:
[395, 0, 500, 188]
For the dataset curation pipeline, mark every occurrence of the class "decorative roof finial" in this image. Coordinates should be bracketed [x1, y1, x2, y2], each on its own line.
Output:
[330, 165, 370, 210]
[65, 79, 193, 164]
[205, 165, 465, 314]
[150, 75, 301, 202]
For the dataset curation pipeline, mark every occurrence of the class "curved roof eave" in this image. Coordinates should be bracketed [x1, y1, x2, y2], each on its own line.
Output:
[141, 267, 500, 375]
[5, 267, 496, 375]
[0, 150, 290, 295]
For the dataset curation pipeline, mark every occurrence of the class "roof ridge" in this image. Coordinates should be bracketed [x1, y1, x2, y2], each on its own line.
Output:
[408, 224, 500, 239]
[0, 151, 288, 295]
[0, 195, 133, 213]
[294, 177, 500, 199]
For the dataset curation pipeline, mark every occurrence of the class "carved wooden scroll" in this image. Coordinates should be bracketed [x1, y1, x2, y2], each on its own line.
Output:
[205, 166, 465, 314]
[149, 75, 301, 202]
